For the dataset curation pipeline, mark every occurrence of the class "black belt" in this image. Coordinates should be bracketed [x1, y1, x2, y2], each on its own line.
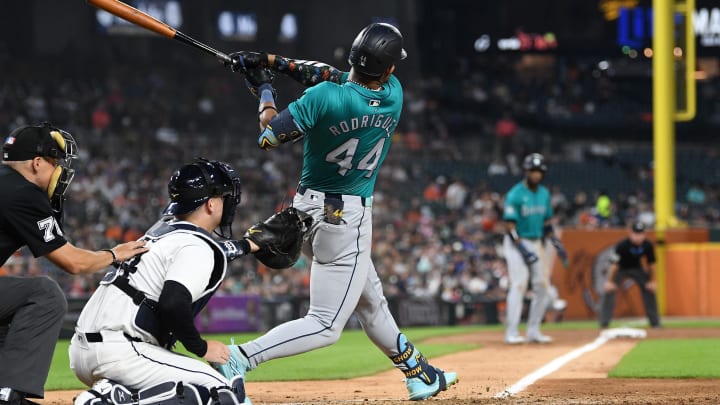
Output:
[83, 332, 143, 343]
[296, 184, 368, 206]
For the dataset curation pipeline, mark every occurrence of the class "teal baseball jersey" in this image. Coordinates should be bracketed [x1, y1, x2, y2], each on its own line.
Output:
[288, 72, 403, 197]
[502, 181, 553, 238]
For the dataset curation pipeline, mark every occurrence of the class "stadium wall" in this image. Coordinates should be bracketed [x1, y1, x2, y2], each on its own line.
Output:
[554, 228, 711, 321]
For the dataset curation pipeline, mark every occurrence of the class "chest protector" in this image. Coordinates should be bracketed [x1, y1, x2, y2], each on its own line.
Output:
[100, 221, 227, 348]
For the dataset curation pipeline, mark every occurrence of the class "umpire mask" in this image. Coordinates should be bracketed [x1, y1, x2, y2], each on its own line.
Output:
[47, 129, 78, 218]
[163, 158, 241, 238]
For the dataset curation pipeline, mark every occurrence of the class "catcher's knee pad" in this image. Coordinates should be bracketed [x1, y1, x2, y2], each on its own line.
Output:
[74, 380, 203, 405]
[74, 379, 114, 405]
[207, 376, 248, 405]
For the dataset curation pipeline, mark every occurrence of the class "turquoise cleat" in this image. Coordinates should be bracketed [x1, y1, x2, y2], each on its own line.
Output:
[213, 338, 251, 380]
[405, 368, 459, 401]
[391, 334, 459, 401]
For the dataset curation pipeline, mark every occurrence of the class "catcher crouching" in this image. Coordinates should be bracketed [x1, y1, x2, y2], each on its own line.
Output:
[70, 158, 311, 405]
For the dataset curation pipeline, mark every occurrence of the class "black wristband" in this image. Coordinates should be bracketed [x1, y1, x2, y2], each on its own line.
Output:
[258, 105, 278, 121]
[238, 239, 252, 254]
[101, 248, 120, 268]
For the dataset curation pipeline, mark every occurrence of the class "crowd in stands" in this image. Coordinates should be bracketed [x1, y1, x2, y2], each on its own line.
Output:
[2, 52, 719, 320]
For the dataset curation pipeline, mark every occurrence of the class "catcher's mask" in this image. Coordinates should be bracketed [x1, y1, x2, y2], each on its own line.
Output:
[163, 158, 241, 238]
[3, 122, 78, 222]
[348, 22, 407, 78]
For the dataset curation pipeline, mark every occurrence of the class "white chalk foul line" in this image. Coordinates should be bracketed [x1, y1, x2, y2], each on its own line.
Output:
[494, 334, 610, 399]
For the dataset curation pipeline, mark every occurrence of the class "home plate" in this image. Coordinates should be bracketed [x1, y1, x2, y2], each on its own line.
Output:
[601, 327, 647, 340]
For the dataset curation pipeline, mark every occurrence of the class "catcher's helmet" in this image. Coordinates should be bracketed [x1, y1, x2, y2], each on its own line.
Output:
[163, 158, 241, 238]
[348, 23, 407, 78]
[522, 153, 548, 172]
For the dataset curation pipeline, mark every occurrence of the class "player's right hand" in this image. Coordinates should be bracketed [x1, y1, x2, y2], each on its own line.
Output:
[522, 250, 539, 265]
[204, 339, 231, 364]
[517, 242, 539, 265]
[228, 51, 268, 73]
[245, 69, 276, 100]
[604, 280, 617, 293]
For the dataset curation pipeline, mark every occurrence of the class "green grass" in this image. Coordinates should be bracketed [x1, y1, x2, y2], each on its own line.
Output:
[46, 326, 481, 390]
[47, 320, 720, 391]
[603, 318, 720, 329]
[609, 338, 720, 378]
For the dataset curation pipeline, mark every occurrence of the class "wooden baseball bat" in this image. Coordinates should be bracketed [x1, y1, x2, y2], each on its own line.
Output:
[87, 0, 233, 65]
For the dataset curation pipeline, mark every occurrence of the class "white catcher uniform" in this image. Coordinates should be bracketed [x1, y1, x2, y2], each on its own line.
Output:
[69, 222, 231, 391]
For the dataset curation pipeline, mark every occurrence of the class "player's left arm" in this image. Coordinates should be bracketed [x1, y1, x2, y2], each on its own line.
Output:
[160, 245, 220, 360]
[230, 51, 345, 87]
[157, 280, 207, 356]
[269, 54, 344, 86]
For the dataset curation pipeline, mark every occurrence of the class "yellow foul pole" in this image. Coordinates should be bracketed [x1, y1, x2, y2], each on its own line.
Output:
[652, 0, 675, 314]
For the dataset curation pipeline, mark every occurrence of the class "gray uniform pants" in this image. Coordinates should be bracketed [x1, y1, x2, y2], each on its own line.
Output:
[503, 237, 551, 339]
[598, 268, 660, 328]
[0, 276, 67, 398]
[240, 188, 402, 366]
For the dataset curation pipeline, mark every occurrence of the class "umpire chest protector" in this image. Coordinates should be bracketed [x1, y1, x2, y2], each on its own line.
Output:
[100, 221, 228, 348]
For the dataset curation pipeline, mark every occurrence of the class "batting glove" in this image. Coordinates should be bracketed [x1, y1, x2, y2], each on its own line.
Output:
[517, 243, 539, 265]
[245, 68, 276, 100]
[550, 236, 569, 267]
[228, 51, 268, 73]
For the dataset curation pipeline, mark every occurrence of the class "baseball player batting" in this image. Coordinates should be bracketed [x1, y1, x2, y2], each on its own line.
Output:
[502, 153, 567, 344]
[211, 23, 458, 401]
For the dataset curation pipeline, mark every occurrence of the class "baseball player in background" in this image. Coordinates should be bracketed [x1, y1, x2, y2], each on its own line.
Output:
[0, 123, 147, 405]
[70, 159, 259, 405]
[598, 221, 661, 329]
[502, 153, 567, 344]
[215, 23, 458, 401]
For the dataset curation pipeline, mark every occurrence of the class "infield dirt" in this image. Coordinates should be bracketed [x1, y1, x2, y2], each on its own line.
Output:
[40, 327, 720, 404]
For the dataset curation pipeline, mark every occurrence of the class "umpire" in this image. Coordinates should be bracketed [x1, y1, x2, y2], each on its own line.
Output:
[0, 123, 147, 405]
[598, 221, 661, 329]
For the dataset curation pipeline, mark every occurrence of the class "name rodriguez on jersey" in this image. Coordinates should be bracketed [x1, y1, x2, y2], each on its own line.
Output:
[328, 113, 398, 137]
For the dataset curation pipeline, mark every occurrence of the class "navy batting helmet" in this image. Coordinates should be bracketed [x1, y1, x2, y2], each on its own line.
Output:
[522, 153, 547, 172]
[163, 158, 241, 237]
[348, 23, 407, 78]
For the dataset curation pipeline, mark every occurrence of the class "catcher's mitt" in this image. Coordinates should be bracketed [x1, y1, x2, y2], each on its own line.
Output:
[244, 207, 313, 269]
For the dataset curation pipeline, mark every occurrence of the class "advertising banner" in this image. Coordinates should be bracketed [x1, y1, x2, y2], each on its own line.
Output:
[195, 295, 262, 333]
